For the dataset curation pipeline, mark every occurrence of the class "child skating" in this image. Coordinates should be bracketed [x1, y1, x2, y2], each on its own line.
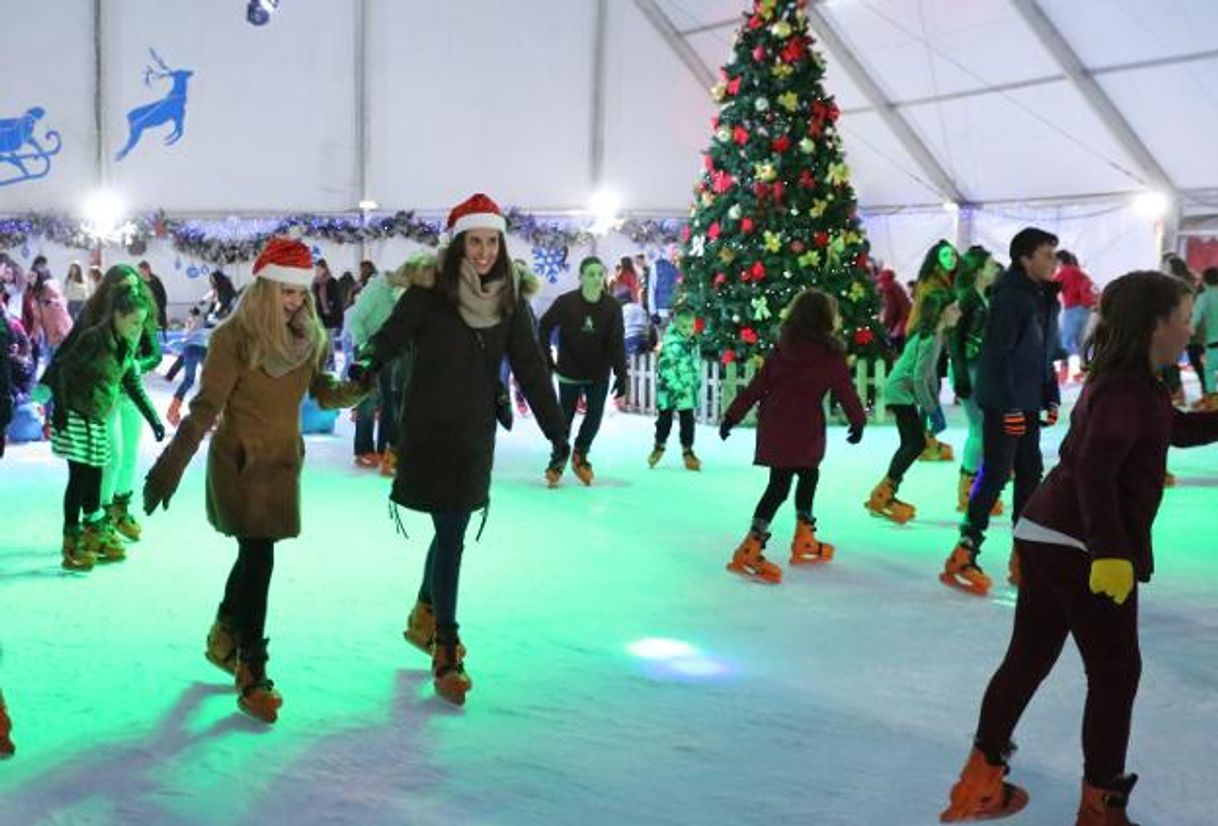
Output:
[720, 289, 866, 583]
[944, 228, 1061, 597]
[648, 306, 702, 470]
[43, 272, 164, 570]
[144, 238, 368, 723]
[939, 270, 1218, 825]
[866, 289, 958, 524]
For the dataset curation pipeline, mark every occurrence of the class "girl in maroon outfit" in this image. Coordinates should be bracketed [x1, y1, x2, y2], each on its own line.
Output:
[719, 288, 866, 583]
[941, 271, 1218, 825]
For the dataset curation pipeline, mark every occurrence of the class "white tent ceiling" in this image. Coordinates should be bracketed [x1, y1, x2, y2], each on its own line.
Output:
[1, 0, 1216, 217]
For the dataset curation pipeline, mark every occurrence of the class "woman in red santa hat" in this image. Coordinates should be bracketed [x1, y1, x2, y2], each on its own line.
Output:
[348, 193, 569, 705]
[143, 237, 369, 723]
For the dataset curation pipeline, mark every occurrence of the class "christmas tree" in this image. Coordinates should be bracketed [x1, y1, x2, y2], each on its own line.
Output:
[678, 0, 884, 366]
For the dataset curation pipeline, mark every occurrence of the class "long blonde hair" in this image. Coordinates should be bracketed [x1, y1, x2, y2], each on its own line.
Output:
[224, 278, 328, 370]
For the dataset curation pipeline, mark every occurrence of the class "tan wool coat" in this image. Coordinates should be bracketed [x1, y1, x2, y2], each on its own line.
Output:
[146, 322, 367, 539]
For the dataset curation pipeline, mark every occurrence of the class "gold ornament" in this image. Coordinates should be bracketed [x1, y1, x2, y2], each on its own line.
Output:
[770, 63, 794, 80]
[763, 230, 782, 253]
[771, 21, 792, 38]
[718, 247, 736, 264]
[810, 200, 828, 218]
[777, 91, 799, 112]
[827, 162, 850, 186]
[711, 82, 726, 101]
[797, 250, 820, 269]
[754, 162, 777, 182]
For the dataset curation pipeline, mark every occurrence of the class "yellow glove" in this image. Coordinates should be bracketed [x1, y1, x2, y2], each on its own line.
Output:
[1089, 558, 1134, 605]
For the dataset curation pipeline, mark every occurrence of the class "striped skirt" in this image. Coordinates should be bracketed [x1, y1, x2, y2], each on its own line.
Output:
[51, 409, 111, 467]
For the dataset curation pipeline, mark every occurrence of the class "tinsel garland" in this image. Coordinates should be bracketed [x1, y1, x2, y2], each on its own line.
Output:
[0, 209, 688, 265]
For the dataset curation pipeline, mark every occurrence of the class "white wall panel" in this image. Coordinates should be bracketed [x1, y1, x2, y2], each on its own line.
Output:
[102, 0, 357, 212]
[0, 0, 97, 211]
[366, 0, 595, 211]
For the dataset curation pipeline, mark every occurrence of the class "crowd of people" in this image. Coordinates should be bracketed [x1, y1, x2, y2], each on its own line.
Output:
[3, 198, 1217, 824]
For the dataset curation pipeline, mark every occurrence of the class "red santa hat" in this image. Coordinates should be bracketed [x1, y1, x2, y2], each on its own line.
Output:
[252, 237, 314, 287]
[445, 193, 506, 240]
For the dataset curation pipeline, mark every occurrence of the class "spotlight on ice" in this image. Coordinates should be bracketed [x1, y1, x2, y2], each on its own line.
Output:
[627, 638, 698, 659]
[627, 638, 730, 680]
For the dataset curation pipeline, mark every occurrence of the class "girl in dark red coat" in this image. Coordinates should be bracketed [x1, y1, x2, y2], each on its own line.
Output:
[719, 288, 866, 583]
[940, 271, 1218, 825]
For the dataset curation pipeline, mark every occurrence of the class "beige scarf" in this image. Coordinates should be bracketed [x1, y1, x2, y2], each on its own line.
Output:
[456, 259, 509, 329]
[262, 310, 320, 378]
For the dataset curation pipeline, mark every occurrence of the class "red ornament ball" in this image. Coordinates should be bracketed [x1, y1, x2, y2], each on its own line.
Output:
[721, 349, 737, 365]
[750, 261, 767, 281]
[733, 125, 750, 146]
[707, 221, 721, 241]
[853, 328, 875, 346]
[694, 317, 706, 334]
[814, 231, 830, 248]
[752, 45, 766, 62]
[740, 327, 758, 344]
[713, 272, 728, 289]
[740, 217, 755, 234]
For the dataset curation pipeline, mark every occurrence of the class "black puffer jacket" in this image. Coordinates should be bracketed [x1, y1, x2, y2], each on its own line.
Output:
[362, 281, 566, 513]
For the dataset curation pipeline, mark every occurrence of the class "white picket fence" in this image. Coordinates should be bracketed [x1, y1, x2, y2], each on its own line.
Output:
[622, 353, 889, 424]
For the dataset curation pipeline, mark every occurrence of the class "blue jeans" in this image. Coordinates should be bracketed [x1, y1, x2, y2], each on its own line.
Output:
[173, 344, 207, 401]
[417, 509, 473, 630]
[1059, 306, 1090, 358]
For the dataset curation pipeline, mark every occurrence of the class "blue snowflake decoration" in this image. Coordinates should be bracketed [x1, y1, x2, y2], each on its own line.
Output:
[532, 245, 568, 284]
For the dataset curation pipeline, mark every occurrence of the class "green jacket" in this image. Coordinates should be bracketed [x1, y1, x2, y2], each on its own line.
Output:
[46, 326, 160, 429]
[655, 326, 701, 411]
[885, 330, 943, 413]
[949, 287, 988, 396]
[1192, 285, 1218, 347]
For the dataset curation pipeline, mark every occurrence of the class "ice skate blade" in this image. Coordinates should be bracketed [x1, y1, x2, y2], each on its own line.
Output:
[238, 695, 281, 724]
[725, 562, 781, 584]
[789, 553, 832, 565]
[939, 783, 1028, 821]
[864, 504, 913, 525]
[939, 571, 991, 597]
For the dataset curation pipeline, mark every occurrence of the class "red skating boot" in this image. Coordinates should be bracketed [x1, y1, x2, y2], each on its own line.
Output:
[941, 538, 993, 597]
[0, 690, 14, 758]
[647, 446, 664, 468]
[864, 477, 916, 524]
[570, 450, 594, 486]
[61, 524, 96, 571]
[726, 532, 782, 584]
[1076, 774, 1139, 826]
[83, 515, 125, 563]
[205, 608, 237, 675]
[107, 491, 141, 542]
[681, 449, 701, 471]
[940, 747, 1029, 822]
[432, 630, 472, 706]
[234, 639, 283, 723]
[790, 518, 835, 565]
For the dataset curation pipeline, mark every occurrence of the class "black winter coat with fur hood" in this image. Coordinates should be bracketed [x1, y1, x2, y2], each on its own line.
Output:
[362, 258, 566, 513]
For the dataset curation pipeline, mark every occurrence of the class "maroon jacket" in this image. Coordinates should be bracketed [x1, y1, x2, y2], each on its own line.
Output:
[1021, 371, 1218, 581]
[876, 270, 911, 339]
[723, 337, 866, 468]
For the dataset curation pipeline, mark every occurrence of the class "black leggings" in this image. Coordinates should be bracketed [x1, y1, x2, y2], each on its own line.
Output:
[975, 540, 1140, 787]
[654, 407, 695, 449]
[416, 510, 473, 633]
[753, 467, 819, 524]
[63, 461, 102, 528]
[886, 404, 925, 484]
[220, 538, 275, 648]
[559, 379, 609, 455]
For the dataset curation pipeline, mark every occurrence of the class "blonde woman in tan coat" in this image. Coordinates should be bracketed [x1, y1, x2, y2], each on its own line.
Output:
[143, 237, 367, 724]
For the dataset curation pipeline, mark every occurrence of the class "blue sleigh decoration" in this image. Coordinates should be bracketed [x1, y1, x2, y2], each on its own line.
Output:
[0, 107, 62, 187]
[115, 49, 194, 161]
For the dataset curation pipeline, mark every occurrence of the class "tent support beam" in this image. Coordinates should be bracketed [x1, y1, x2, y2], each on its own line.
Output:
[1009, 0, 1175, 196]
[632, 0, 716, 89]
[805, 4, 966, 204]
[590, 0, 608, 186]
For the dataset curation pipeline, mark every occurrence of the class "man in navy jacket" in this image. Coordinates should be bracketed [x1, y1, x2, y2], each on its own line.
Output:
[943, 227, 1061, 596]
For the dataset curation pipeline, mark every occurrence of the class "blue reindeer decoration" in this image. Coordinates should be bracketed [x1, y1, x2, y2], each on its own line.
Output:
[115, 49, 194, 161]
[0, 107, 62, 186]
